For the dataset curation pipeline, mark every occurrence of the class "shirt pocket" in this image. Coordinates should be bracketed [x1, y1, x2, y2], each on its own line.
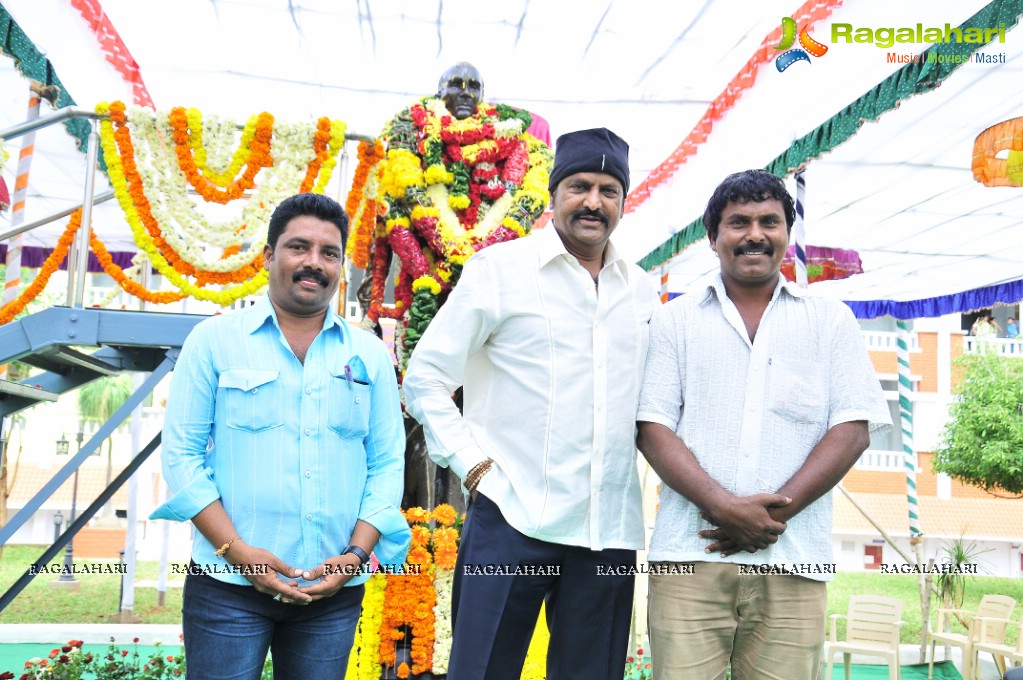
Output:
[218, 369, 285, 432]
[766, 357, 826, 424]
[327, 367, 371, 440]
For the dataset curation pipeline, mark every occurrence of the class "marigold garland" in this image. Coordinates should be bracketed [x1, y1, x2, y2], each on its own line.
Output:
[344, 573, 386, 680]
[185, 108, 260, 187]
[0, 210, 79, 325]
[298, 118, 348, 194]
[127, 107, 272, 258]
[342, 505, 555, 677]
[0, 210, 191, 325]
[89, 228, 186, 305]
[346, 139, 385, 269]
[95, 101, 348, 307]
[168, 106, 274, 203]
[100, 102, 263, 288]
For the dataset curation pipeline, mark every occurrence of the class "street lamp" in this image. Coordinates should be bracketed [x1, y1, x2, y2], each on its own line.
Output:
[55, 433, 79, 583]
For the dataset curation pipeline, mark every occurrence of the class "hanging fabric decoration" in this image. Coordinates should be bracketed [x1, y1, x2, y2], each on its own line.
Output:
[70, 0, 154, 108]
[0, 136, 9, 210]
[972, 117, 1023, 187]
[621, 0, 843, 215]
[780, 245, 863, 284]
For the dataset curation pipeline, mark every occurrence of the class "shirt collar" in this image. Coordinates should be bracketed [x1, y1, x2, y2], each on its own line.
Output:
[536, 223, 631, 279]
[243, 294, 345, 338]
[698, 273, 806, 305]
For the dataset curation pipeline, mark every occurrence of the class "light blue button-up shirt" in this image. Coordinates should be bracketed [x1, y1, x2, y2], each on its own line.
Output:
[151, 295, 409, 586]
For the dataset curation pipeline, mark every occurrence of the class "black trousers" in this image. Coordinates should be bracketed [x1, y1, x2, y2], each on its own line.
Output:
[447, 492, 636, 680]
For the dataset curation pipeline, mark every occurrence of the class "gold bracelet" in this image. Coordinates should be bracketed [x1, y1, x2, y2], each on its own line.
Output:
[214, 536, 241, 558]
[465, 460, 492, 492]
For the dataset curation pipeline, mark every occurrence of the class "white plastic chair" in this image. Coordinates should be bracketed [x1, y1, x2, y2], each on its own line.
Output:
[971, 616, 1023, 679]
[928, 594, 1016, 680]
[827, 595, 905, 680]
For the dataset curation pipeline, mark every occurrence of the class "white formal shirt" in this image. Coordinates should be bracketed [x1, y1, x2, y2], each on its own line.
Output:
[404, 225, 659, 550]
[637, 275, 891, 579]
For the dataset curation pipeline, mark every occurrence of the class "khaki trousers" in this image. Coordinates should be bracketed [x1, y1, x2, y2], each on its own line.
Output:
[648, 562, 827, 680]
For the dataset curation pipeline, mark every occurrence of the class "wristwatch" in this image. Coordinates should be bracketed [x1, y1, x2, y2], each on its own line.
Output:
[341, 545, 370, 565]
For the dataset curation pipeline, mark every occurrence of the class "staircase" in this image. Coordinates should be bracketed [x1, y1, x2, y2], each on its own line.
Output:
[0, 305, 206, 610]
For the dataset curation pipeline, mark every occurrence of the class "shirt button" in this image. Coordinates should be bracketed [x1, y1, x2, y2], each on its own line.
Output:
[305, 514, 312, 520]
[251, 388, 258, 394]
[304, 470, 311, 478]
[305, 387, 312, 395]
[304, 428, 312, 436]
[355, 397, 362, 404]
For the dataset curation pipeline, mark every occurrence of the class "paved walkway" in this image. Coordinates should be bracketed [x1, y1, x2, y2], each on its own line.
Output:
[0, 623, 181, 645]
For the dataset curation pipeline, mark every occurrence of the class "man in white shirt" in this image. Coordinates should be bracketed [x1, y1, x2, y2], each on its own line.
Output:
[637, 170, 891, 680]
[404, 128, 658, 680]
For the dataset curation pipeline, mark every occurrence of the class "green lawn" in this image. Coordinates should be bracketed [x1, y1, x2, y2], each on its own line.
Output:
[0, 545, 184, 624]
[1, 544, 1022, 649]
[826, 572, 1023, 645]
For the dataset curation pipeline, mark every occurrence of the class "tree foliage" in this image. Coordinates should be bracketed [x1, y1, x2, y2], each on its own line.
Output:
[77, 374, 135, 427]
[934, 351, 1023, 495]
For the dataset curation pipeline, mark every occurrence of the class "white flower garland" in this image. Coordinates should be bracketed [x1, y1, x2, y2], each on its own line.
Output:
[431, 568, 454, 673]
[124, 107, 320, 272]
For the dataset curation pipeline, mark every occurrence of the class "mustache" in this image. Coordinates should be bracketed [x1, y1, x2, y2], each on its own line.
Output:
[293, 269, 329, 287]
[734, 243, 775, 256]
[572, 209, 608, 226]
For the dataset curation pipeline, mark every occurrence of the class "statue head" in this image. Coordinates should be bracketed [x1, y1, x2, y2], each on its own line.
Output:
[437, 62, 484, 119]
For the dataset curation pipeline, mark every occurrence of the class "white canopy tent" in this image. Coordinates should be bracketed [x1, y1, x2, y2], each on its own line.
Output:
[1, 0, 1022, 315]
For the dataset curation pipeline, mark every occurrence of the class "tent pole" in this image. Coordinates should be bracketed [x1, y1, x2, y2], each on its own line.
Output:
[68, 119, 99, 308]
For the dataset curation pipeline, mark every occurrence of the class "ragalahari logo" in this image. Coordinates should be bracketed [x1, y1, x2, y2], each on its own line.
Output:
[775, 17, 829, 72]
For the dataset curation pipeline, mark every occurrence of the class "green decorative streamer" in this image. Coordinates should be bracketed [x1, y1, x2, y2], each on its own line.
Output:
[637, 0, 1023, 272]
[0, 2, 102, 168]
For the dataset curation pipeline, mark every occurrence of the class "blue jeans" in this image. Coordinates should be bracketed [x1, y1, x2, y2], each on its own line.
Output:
[182, 571, 364, 680]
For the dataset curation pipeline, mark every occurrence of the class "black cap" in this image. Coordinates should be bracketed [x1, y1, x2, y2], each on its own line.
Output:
[548, 127, 630, 195]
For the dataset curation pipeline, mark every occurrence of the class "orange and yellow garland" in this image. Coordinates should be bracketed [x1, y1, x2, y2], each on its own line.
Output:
[95, 101, 347, 307]
[168, 107, 274, 203]
[0, 207, 188, 326]
[0, 210, 79, 325]
[341, 503, 549, 680]
[345, 139, 386, 270]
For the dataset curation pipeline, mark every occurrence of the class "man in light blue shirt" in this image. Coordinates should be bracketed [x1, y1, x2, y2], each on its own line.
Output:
[151, 193, 409, 680]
